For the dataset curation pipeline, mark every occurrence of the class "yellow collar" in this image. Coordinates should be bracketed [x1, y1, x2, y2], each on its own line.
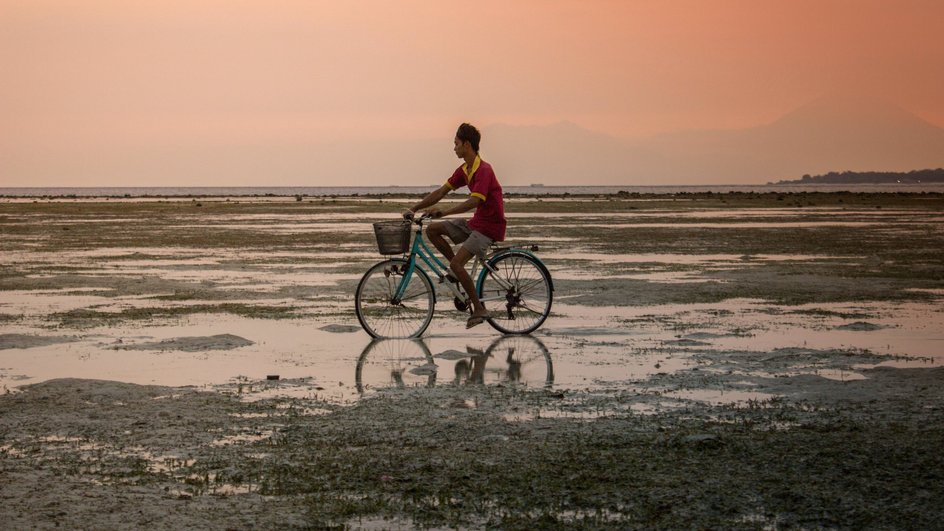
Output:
[462, 155, 481, 184]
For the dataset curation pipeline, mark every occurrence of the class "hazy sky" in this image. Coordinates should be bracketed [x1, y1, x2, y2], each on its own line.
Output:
[3, 0, 943, 186]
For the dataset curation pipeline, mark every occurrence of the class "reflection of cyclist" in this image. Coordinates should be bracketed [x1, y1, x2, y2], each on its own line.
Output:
[454, 346, 489, 385]
[504, 347, 522, 383]
[403, 123, 506, 329]
[356, 336, 553, 392]
[454, 346, 520, 385]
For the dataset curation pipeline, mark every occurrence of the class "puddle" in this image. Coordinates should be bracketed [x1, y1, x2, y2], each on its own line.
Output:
[355, 336, 554, 394]
[814, 369, 869, 381]
[1, 290, 118, 315]
[699, 301, 944, 360]
[3, 294, 942, 404]
[663, 388, 776, 405]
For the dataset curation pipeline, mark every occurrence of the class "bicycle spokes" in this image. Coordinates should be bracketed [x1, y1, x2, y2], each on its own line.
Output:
[478, 252, 552, 335]
[356, 259, 435, 338]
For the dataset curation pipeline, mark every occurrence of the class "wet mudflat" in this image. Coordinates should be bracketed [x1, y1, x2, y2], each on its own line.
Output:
[1, 192, 944, 528]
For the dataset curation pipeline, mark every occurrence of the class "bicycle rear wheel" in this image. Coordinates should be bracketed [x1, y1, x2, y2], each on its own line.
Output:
[477, 252, 552, 334]
[355, 259, 435, 338]
[485, 335, 554, 388]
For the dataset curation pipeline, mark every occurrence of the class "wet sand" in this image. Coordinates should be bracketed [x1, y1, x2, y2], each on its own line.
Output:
[1, 192, 943, 528]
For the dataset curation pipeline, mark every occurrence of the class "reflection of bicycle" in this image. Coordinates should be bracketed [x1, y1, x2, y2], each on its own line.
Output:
[355, 335, 553, 394]
[483, 335, 554, 387]
[355, 215, 554, 338]
[354, 339, 436, 394]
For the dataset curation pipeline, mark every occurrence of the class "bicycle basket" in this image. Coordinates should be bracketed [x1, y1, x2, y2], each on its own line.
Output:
[372, 220, 412, 255]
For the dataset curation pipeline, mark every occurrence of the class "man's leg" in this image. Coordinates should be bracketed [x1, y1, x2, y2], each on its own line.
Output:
[450, 247, 487, 320]
[426, 222, 456, 262]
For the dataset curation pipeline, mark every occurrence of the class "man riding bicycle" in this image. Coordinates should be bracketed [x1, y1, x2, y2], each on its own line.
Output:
[404, 123, 506, 329]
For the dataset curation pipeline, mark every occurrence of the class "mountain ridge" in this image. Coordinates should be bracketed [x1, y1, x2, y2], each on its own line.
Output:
[481, 96, 944, 185]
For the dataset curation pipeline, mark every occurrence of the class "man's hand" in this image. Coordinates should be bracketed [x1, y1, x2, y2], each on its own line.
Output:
[402, 209, 415, 220]
[423, 208, 445, 219]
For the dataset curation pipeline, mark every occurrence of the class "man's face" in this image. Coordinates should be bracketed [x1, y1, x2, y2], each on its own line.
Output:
[454, 137, 470, 159]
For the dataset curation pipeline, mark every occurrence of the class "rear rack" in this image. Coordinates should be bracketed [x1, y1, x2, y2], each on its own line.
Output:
[488, 243, 540, 256]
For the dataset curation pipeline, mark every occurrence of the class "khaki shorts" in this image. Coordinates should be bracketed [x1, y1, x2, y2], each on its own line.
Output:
[438, 218, 493, 257]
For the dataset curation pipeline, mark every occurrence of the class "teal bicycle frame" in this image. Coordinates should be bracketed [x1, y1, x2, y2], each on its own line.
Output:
[392, 220, 551, 308]
[393, 223, 465, 305]
[355, 214, 553, 337]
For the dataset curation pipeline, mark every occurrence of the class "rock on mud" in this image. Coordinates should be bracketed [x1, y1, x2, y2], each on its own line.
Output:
[319, 324, 362, 333]
[434, 349, 471, 361]
[835, 321, 884, 331]
[115, 334, 254, 352]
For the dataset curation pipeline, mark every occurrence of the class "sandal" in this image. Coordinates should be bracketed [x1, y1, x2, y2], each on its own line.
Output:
[466, 314, 487, 329]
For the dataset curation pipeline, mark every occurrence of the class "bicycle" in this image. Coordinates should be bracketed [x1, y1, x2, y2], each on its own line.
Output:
[355, 214, 554, 338]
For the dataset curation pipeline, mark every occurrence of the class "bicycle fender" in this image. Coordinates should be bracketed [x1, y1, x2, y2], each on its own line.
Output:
[476, 250, 554, 292]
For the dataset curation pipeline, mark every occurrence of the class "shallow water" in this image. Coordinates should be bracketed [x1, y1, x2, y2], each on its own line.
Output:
[3, 296, 942, 404]
[2, 201, 943, 405]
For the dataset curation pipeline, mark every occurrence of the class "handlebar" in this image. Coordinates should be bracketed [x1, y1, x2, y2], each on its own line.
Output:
[402, 211, 434, 225]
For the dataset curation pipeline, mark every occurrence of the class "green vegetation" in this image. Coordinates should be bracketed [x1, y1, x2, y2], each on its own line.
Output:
[51, 303, 301, 326]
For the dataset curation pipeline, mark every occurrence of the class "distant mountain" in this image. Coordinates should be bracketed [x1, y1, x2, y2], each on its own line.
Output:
[480, 95, 944, 185]
[482, 121, 663, 186]
[646, 94, 944, 183]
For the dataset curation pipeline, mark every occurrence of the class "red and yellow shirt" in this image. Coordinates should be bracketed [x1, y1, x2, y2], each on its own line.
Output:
[445, 156, 506, 241]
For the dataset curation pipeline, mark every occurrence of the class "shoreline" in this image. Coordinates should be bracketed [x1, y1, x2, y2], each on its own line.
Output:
[3, 184, 944, 201]
[1, 190, 943, 207]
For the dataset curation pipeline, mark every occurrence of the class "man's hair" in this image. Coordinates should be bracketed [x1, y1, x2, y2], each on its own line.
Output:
[456, 123, 481, 153]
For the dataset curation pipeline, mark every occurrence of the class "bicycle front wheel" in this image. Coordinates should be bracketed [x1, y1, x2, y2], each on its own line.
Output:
[477, 252, 552, 335]
[355, 338, 436, 394]
[355, 259, 435, 339]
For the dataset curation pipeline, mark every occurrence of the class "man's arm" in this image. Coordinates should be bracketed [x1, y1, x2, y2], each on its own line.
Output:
[429, 196, 482, 218]
[404, 184, 451, 217]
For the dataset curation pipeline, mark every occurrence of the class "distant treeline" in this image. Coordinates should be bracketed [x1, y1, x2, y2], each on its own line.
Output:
[772, 168, 944, 185]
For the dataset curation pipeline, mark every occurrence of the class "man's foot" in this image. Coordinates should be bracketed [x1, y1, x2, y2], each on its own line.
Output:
[466, 312, 488, 329]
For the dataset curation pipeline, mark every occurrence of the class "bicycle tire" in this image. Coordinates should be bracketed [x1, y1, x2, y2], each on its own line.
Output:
[355, 259, 435, 338]
[355, 338, 436, 394]
[477, 251, 552, 335]
[484, 335, 554, 387]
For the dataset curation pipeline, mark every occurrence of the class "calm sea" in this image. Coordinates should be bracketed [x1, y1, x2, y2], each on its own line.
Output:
[2, 184, 944, 197]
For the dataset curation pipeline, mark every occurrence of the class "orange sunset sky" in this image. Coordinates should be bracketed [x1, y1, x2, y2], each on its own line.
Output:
[2, 0, 943, 187]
